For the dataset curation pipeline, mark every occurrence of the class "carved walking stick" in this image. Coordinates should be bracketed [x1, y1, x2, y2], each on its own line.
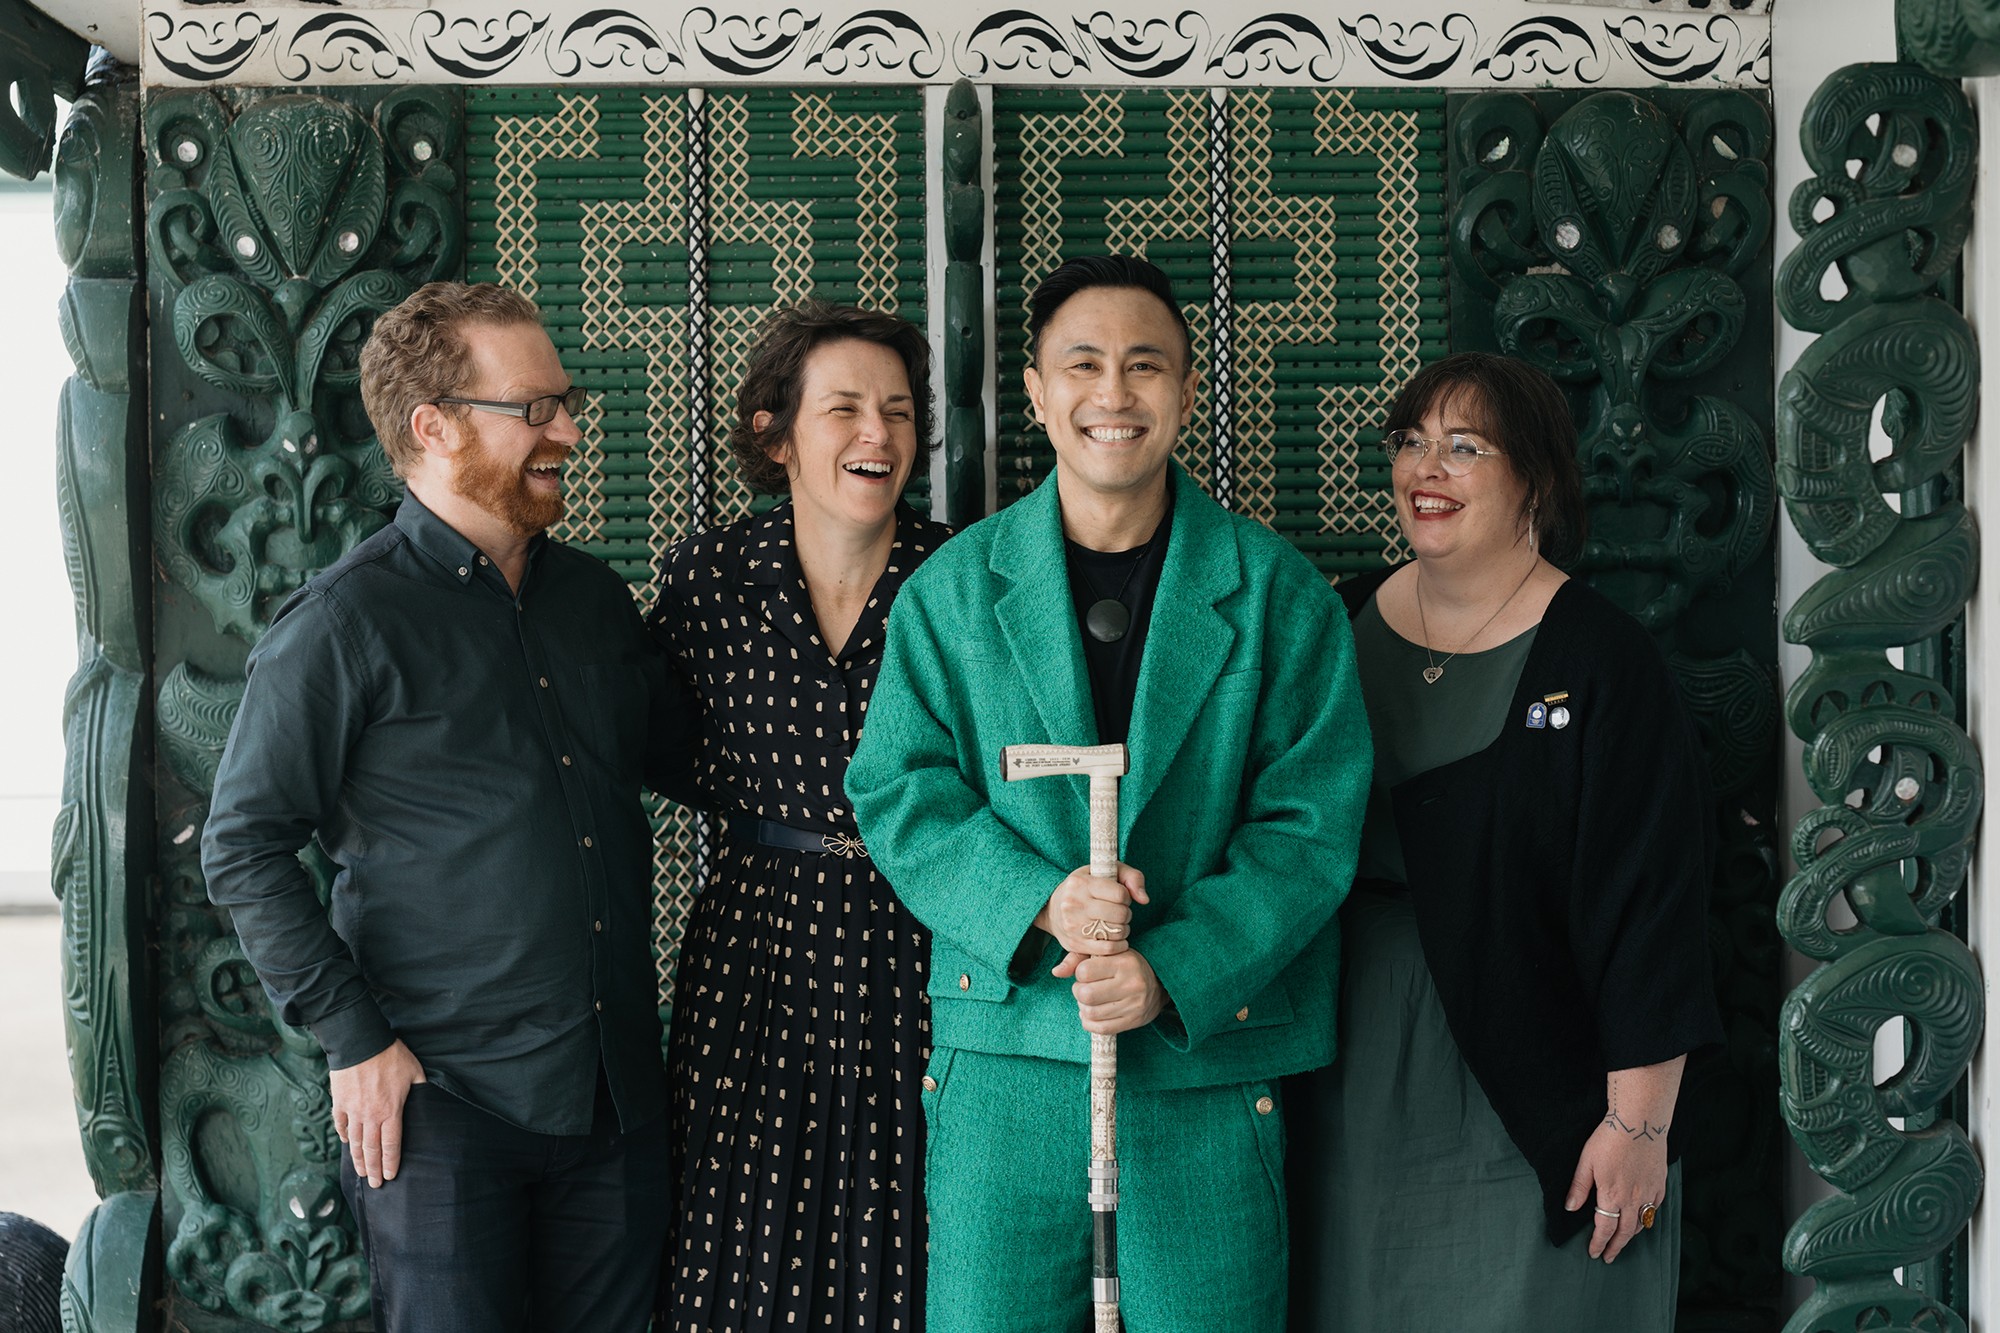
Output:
[998, 741, 1130, 1333]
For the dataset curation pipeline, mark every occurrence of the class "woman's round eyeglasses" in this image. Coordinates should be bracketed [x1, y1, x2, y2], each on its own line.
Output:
[435, 386, 586, 427]
[1381, 429, 1504, 478]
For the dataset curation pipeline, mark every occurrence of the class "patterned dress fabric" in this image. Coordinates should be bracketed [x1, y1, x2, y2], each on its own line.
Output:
[645, 500, 945, 1333]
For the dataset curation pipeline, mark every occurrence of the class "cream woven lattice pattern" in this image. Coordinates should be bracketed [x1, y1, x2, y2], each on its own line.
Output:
[793, 93, 903, 313]
[578, 95, 696, 563]
[1316, 91, 1425, 563]
[1013, 90, 1214, 491]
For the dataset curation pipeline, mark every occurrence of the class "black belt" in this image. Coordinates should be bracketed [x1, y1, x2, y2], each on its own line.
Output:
[755, 820, 868, 859]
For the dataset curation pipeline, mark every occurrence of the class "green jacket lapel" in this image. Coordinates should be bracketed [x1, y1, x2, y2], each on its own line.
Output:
[1123, 467, 1239, 836]
[991, 478, 1096, 748]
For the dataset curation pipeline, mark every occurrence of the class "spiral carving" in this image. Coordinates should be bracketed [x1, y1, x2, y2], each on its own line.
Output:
[1774, 59, 1984, 1333]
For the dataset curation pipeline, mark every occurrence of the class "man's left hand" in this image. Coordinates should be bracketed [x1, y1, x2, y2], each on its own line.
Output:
[1063, 949, 1166, 1034]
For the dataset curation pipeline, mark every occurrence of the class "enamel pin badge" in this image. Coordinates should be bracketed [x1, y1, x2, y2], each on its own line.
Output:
[1543, 690, 1571, 731]
[1525, 701, 1548, 729]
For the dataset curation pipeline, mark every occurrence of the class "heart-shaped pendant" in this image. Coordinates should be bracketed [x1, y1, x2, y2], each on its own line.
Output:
[1422, 666, 1444, 685]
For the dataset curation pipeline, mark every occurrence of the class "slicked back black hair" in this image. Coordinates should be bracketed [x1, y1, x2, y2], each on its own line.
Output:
[1026, 254, 1193, 373]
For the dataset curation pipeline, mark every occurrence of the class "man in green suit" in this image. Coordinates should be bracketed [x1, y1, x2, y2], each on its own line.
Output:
[847, 254, 1371, 1330]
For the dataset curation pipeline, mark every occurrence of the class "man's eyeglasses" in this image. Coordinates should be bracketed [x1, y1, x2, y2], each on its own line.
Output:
[1381, 429, 1504, 477]
[435, 386, 586, 427]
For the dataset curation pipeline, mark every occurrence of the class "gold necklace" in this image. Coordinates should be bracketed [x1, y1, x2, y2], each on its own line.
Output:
[1414, 561, 1537, 685]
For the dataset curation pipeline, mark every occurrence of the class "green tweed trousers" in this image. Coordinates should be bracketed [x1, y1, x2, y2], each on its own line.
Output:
[922, 1047, 1288, 1333]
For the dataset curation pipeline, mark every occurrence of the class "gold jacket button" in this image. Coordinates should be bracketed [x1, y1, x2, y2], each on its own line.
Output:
[958, 974, 971, 992]
[1255, 1095, 1274, 1116]
[1235, 1007, 1250, 1022]
[922, 1076, 938, 1092]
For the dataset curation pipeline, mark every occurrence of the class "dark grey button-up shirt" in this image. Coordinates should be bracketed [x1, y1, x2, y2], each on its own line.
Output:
[203, 494, 687, 1135]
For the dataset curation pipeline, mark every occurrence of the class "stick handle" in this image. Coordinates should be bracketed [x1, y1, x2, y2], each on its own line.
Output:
[1086, 771, 1120, 1327]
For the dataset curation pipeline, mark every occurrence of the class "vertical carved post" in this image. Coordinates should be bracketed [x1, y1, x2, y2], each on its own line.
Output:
[941, 79, 985, 527]
[1448, 89, 1785, 1324]
[1773, 50, 1983, 1333]
[142, 87, 462, 1331]
[53, 54, 165, 1333]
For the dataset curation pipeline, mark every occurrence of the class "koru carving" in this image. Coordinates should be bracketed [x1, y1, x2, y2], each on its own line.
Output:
[146, 89, 460, 644]
[1774, 60, 1984, 1333]
[1452, 89, 1775, 630]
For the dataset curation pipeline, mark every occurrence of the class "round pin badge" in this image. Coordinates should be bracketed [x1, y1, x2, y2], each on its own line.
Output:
[1550, 705, 1571, 730]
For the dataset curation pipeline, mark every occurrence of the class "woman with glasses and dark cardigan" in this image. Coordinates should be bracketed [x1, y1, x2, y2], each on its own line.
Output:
[1286, 352, 1723, 1332]
[644, 302, 948, 1332]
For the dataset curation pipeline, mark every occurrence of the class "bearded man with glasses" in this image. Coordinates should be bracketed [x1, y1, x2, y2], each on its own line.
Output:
[203, 282, 691, 1332]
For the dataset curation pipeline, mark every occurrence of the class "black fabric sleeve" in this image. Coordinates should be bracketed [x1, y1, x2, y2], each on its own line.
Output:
[1566, 620, 1725, 1072]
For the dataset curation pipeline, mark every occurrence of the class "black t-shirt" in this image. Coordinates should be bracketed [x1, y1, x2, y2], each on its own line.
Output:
[1063, 494, 1173, 745]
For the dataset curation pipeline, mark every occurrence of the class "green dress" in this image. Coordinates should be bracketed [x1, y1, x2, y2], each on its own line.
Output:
[1286, 594, 1681, 1332]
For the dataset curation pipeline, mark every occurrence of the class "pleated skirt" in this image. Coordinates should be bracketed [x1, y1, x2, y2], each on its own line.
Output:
[1286, 890, 1680, 1333]
[659, 838, 930, 1332]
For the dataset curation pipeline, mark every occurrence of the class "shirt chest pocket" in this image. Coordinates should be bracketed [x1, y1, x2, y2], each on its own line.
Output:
[569, 661, 650, 779]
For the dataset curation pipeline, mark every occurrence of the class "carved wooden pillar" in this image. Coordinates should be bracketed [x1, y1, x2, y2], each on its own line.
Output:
[53, 54, 166, 1333]
[138, 87, 463, 1332]
[1448, 88, 1785, 1328]
[1773, 32, 1985, 1333]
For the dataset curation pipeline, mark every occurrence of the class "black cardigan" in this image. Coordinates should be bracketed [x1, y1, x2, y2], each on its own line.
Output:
[1338, 567, 1725, 1244]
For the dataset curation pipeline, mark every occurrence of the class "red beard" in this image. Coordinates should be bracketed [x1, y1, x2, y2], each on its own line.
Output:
[453, 424, 567, 536]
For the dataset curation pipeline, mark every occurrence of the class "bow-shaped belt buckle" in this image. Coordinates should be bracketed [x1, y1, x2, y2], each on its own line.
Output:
[820, 832, 867, 858]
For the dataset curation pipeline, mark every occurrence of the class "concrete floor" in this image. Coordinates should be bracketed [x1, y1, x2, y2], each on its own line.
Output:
[0, 911, 101, 1241]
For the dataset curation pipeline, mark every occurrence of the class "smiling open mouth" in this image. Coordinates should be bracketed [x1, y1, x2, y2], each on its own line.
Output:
[1082, 426, 1143, 442]
[1412, 495, 1463, 513]
[844, 461, 894, 477]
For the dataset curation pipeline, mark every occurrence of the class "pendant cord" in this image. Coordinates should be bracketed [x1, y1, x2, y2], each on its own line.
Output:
[1415, 558, 1538, 684]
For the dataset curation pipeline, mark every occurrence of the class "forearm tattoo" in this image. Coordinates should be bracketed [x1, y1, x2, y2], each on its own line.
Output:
[1604, 1086, 1670, 1141]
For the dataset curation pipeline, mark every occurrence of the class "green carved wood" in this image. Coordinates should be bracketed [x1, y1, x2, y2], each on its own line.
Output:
[1774, 60, 1983, 1333]
[54, 55, 162, 1333]
[0, 0, 86, 181]
[145, 86, 465, 1333]
[1447, 88, 1784, 1328]
[1897, 0, 2000, 77]
[942, 79, 986, 527]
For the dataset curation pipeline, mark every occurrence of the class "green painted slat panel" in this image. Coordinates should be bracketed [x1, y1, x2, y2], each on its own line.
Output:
[993, 87, 1449, 583]
[464, 85, 930, 1024]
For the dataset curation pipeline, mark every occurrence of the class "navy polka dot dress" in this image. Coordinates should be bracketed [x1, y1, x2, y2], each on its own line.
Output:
[645, 501, 945, 1332]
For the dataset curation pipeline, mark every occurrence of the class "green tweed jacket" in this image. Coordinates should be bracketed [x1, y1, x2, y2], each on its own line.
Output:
[847, 466, 1371, 1091]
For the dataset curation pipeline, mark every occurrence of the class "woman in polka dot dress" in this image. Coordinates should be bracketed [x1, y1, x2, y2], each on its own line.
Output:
[646, 302, 948, 1332]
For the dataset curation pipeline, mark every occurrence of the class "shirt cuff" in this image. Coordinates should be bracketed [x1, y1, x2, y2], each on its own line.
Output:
[312, 999, 397, 1071]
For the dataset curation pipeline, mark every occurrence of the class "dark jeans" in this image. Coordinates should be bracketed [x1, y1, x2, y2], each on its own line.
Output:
[339, 1078, 669, 1333]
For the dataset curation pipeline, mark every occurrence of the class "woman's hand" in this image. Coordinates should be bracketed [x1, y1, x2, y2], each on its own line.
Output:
[1565, 1121, 1667, 1262]
[1566, 1055, 1686, 1262]
[1035, 862, 1150, 962]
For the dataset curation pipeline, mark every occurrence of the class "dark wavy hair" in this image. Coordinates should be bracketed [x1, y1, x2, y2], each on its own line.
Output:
[1026, 253, 1193, 372]
[729, 301, 936, 495]
[1381, 352, 1588, 568]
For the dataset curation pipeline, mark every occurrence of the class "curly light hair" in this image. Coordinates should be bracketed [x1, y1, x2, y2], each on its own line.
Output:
[360, 281, 545, 478]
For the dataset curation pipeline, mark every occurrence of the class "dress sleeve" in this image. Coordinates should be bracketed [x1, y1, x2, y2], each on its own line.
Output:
[642, 539, 708, 811]
[201, 590, 394, 1069]
[1567, 624, 1724, 1072]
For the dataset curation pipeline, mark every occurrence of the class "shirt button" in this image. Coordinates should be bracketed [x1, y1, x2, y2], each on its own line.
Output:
[539, 677, 549, 688]
[456, 565, 469, 577]
[1255, 1095, 1274, 1116]
[562, 754, 573, 766]
[582, 836, 593, 848]
[921, 1076, 938, 1092]
[594, 1000, 603, 1012]
[478, 555, 489, 565]
[958, 974, 970, 992]
[594, 920, 603, 933]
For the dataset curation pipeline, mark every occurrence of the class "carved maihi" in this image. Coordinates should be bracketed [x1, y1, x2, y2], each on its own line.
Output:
[146, 89, 460, 645]
[1453, 88, 1775, 631]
